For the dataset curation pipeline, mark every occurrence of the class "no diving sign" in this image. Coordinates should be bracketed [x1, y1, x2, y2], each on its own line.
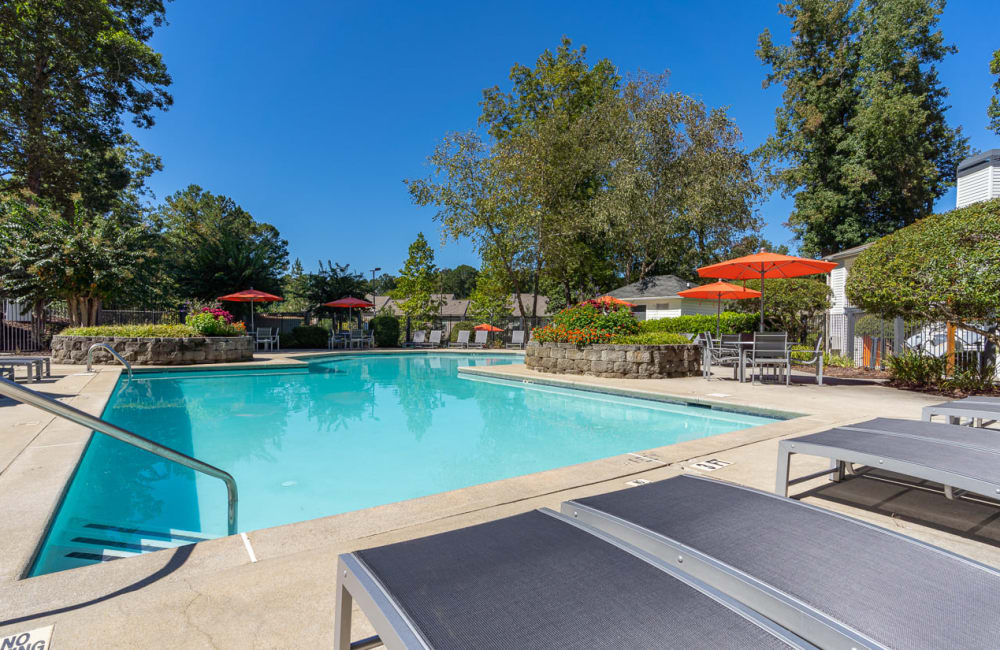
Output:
[0, 626, 52, 650]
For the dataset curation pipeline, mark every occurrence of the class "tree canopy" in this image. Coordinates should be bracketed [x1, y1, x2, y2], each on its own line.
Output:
[0, 1, 172, 210]
[989, 48, 1000, 135]
[157, 185, 288, 300]
[391, 233, 444, 325]
[757, 0, 968, 257]
[845, 198, 1000, 344]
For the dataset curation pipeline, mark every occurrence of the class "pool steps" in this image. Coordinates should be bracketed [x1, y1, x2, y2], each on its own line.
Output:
[36, 519, 211, 574]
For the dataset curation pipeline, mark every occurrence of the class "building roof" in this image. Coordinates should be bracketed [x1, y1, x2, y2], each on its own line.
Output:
[957, 149, 1000, 176]
[440, 299, 469, 317]
[821, 241, 875, 262]
[606, 275, 695, 300]
[510, 294, 549, 317]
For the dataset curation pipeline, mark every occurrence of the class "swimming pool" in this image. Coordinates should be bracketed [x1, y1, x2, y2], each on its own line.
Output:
[31, 353, 778, 575]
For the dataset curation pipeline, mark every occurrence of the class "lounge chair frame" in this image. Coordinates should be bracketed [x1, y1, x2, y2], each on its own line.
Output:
[775, 421, 1000, 502]
[922, 397, 1000, 427]
[448, 329, 470, 348]
[334, 508, 813, 650]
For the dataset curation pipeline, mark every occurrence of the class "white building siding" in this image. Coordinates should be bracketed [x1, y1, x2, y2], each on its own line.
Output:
[639, 298, 728, 321]
[957, 167, 992, 207]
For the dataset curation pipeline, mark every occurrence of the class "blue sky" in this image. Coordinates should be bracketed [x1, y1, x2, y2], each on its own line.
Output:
[131, 0, 1000, 276]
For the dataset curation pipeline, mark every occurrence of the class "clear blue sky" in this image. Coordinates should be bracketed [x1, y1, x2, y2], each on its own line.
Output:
[130, 0, 1000, 276]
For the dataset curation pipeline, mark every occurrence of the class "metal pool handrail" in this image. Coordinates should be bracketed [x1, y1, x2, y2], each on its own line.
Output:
[0, 377, 238, 535]
[87, 342, 133, 380]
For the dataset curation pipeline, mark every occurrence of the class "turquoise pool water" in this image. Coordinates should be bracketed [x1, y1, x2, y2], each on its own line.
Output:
[32, 353, 777, 575]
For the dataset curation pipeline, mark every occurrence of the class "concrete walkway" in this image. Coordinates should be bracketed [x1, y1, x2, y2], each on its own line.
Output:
[0, 356, 997, 648]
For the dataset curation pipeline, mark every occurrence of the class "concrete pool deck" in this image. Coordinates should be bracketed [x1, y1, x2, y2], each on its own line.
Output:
[0, 351, 998, 647]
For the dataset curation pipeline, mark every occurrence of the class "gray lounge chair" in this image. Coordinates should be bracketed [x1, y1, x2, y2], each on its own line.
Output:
[923, 396, 1000, 426]
[793, 335, 824, 385]
[335, 507, 813, 650]
[775, 417, 1000, 502]
[406, 330, 426, 348]
[425, 330, 443, 348]
[506, 330, 525, 349]
[468, 330, 488, 349]
[449, 329, 470, 348]
[563, 474, 1000, 650]
[701, 332, 740, 380]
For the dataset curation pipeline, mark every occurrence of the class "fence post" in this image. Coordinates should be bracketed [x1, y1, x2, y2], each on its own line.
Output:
[893, 317, 904, 355]
[946, 322, 956, 375]
[845, 311, 857, 367]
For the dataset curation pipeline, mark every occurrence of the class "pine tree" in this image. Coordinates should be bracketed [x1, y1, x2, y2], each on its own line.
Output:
[391, 233, 444, 327]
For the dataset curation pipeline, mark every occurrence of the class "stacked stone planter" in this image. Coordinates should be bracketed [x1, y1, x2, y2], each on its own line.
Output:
[51, 335, 254, 366]
[525, 341, 700, 379]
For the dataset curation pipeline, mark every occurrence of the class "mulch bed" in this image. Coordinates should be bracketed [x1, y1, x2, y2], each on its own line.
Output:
[792, 364, 889, 380]
[882, 381, 1000, 399]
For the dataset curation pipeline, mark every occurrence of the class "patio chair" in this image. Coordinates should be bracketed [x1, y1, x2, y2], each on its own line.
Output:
[426, 330, 443, 348]
[751, 332, 790, 385]
[407, 330, 426, 348]
[468, 330, 488, 349]
[923, 396, 1000, 426]
[254, 327, 276, 351]
[775, 417, 1000, 503]
[449, 329, 471, 348]
[335, 506, 812, 650]
[701, 332, 740, 380]
[563, 474, 1000, 650]
[793, 335, 824, 385]
[507, 329, 525, 349]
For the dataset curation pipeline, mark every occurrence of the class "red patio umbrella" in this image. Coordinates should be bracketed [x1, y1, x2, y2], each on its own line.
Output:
[474, 323, 503, 332]
[323, 296, 375, 330]
[677, 281, 761, 338]
[217, 288, 283, 331]
[697, 250, 837, 332]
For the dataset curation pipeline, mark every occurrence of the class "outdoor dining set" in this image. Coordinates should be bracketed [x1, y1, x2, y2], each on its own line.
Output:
[695, 331, 824, 385]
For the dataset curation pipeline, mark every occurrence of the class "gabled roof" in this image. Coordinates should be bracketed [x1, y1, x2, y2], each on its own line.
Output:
[606, 275, 695, 300]
[822, 241, 874, 262]
[510, 294, 549, 317]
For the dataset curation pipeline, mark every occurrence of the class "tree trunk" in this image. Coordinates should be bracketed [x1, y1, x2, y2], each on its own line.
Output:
[31, 300, 45, 349]
[67, 295, 102, 327]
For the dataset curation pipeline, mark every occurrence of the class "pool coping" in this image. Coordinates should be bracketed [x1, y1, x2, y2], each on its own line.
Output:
[0, 352, 907, 625]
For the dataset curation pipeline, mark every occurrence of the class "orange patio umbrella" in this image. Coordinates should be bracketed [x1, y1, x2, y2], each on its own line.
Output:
[697, 250, 837, 332]
[217, 288, 283, 331]
[474, 323, 503, 332]
[677, 281, 761, 338]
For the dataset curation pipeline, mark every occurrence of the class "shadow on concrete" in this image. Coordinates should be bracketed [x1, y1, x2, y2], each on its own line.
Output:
[794, 471, 1000, 550]
[0, 543, 195, 627]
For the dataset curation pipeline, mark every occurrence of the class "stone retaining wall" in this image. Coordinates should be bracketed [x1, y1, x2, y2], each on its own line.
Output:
[525, 341, 701, 379]
[51, 335, 254, 366]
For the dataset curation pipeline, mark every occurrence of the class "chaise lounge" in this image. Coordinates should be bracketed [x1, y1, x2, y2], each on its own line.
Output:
[775, 417, 1000, 502]
[923, 396, 1000, 427]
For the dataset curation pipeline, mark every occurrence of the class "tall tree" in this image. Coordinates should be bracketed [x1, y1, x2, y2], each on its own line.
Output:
[467, 260, 512, 326]
[391, 233, 444, 326]
[0, 1, 172, 209]
[593, 73, 761, 284]
[157, 185, 288, 300]
[989, 48, 1000, 135]
[757, 0, 968, 257]
[302, 261, 366, 321]
[0, 193, 156, 326]
[439, 264, 479, 299]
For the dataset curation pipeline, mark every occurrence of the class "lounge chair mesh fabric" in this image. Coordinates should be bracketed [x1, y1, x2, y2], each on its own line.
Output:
[801, 417, 1000, 485]
[574, 475, 1000, 650]
[355, 510, 797, 649]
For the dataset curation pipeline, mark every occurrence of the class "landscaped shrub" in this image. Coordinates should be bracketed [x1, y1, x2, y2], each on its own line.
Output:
[612, 332, 691, 345]
[61, 324, 201, 337]
[640, 312, 758, 335]
[185, 310, 246, 336]
[449, 320, 476, 343]
[371, 315, 401, 348]
[886, 350, 946, 387]
[532, 304, 640, 346]
[279, 325, 328, 349]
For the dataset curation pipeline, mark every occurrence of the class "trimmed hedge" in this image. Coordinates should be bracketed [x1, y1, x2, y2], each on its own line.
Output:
[61, 324, 202, 338]
[279, 325, 329, 349]
[639, 312, 758, 335]
[612, 332, 692, 345]
[371, 315, 401, 347]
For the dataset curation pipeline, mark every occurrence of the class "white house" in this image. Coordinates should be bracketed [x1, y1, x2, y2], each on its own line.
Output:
[605, 275, 721, 321]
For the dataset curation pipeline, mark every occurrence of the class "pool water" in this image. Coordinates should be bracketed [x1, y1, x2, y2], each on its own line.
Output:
[31, 353, 777, 575]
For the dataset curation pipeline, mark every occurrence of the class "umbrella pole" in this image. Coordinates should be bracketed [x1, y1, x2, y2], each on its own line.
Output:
[250, 301, 255, 332]
[759, 269, 765, 333]
[716, 294, 721, 339]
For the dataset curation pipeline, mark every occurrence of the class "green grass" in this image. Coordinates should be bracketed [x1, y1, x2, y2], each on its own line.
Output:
[60, 324, 203, 338]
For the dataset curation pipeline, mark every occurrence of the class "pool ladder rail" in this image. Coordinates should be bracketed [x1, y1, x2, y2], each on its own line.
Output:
[0, 377, 238, 536]
[86, 342, 133, 381]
